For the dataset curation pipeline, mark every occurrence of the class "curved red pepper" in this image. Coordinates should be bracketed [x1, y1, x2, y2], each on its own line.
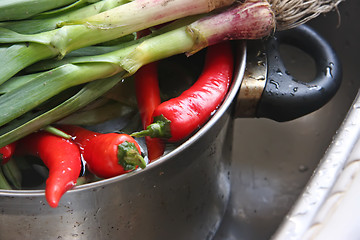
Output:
[58, 125, 146, 179]
[0, 142, 17, 165]
[135, 62, 165, 161]
[131, 41, 234, 142]
[16, 131, 82, 208]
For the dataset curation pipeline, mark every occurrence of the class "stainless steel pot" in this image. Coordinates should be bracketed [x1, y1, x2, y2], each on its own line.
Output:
[0, 25, 342, 240]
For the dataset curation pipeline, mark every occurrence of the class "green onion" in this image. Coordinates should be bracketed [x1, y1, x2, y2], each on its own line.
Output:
[0, 0, 234, 84]
[0, 167, 12, 190]
[0, 1, 274, 147]
[57, 100, 135, 126]
[1, 160, 22, 190]
[0, 0, 132, 34]
[0, 76, 123, 147]
[0, 62, 122, 127]
[0, 0, 89, 21]
[0, 0, 343, 147]
[43, 126, 72, 139]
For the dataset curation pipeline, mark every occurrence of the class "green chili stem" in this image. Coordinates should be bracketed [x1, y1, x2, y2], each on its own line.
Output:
[130, 115, 172, 139]
[118, 141, 146, 170]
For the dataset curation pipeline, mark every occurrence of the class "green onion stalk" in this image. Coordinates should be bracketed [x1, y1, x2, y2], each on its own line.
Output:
[0, 167, 12, 190]
[1, 160, 22, 189]
[0, 0, 275, 147]
[0, 0, 234, 84]
[0, 0, 133, 34]
[0, 0, 93, 21]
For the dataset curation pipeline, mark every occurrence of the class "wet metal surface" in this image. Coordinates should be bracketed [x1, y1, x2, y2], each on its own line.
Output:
[214, 1, 360, 239]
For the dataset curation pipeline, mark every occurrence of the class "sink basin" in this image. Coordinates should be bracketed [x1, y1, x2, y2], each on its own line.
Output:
[214, 1, 360, 239]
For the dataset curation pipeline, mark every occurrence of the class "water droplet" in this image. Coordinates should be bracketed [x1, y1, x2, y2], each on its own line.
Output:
[276, 69, 283, 76]
[293, 87, 298, 92]
[308, 85, 322, 91]
[353, 103, 360, 109]
[256, 50, 264, 57]
[256, 75, 265, 81]
[298, 165, 309, 172]
[269, 79, 280, 89]
[257, 60, 265, 66]
[325, 66, 333, 78]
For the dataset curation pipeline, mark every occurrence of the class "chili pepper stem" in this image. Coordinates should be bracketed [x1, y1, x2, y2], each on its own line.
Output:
[117, 141, 146, 170]
[131, 115, 171, 139]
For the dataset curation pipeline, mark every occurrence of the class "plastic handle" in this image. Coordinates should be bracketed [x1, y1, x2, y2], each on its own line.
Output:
[256, 24, 342, 122]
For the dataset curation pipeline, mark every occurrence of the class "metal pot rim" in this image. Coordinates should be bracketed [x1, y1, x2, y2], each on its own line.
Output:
[0, 41, 247, 196]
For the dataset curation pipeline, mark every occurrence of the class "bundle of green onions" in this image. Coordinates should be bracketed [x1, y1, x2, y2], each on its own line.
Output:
[0, 0, 343, 147]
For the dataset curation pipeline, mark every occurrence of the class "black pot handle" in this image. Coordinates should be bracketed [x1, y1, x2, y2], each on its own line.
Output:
[241, 24, 342, 122]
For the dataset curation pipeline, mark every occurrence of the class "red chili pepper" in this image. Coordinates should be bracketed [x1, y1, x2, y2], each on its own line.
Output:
[131, 41, 234, 142]
[16, 131, 82, 208]
[58, 125, 146, 179]
[135, 62, 165, 161]
[0, 142, 17, 165]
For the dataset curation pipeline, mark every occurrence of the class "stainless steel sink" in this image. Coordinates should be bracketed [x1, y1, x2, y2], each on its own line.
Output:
[214, 1, 360, 239]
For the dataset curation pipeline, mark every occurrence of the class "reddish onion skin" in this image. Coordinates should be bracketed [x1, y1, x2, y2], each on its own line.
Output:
[187, 0, 275, 52]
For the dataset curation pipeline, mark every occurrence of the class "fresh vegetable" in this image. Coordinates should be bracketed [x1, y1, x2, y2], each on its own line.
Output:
[135, 62, 165, 161]
[0, 167, 12, 190]
[0, 0, 133, 34]
[58, 125, 146, 178]
[131, 41, 234, 142]
[1, 159, 22, 189]
[0, 142, 17, 165]
[0, 76, 123, 148]
[15, 131, 82, 208]
[0, 0, 84, 21]
[0, 1, 274, 147]
[0, 0, 234, 84]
